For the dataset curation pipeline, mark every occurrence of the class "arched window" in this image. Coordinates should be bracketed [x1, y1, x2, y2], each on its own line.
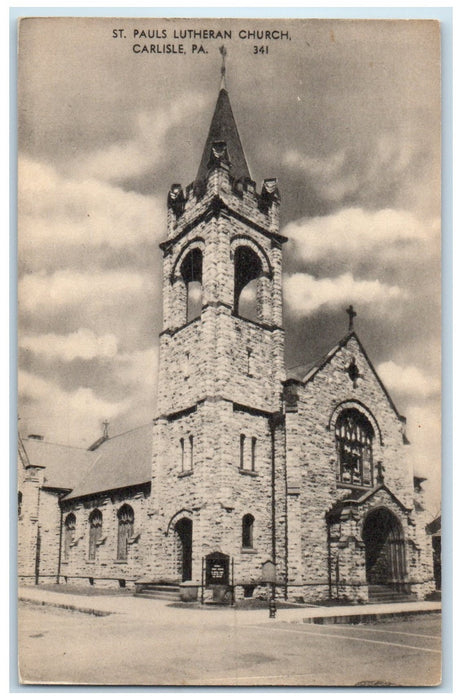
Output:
[180, 248, 203, 322]
[234, 245, 263, 321]
[18, 491, 22, 519]
[242, 514, 255, 549]
[117, 504, 134, 561]
[88, 509, 102, 561]
[64, 513, 76, 561]
[335, 409, 374, 487]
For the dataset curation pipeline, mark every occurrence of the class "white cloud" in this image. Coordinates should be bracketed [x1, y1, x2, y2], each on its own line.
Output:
[72, 93, 206, 183]
[283, 207, 439, 265]
[283, 272, 405, 317]
[283, 148, 361, 202]
[18, 370, 130, 447]
[377, 361, 440, 399]
[20, 328, 118, 362]
[19, 269, 148, 313]
[116, 348, 158, 390]
[282, 134, 427, 207]
[18, 156, 164, 250]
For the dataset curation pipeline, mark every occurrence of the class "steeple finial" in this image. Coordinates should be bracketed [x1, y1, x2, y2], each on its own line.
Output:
[219, 45, 227, 90]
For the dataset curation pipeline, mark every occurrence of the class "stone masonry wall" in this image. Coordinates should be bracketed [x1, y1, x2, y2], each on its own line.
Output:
[34, 489, 62, 583]
[150, 399, 286, 587]
[287, 334, 426, 602]
[151, 161, 287, 594]
[60, 486, 150, 588]
[17, 462, 43, 581]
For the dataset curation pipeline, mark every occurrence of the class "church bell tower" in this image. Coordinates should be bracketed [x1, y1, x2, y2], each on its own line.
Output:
[149, 59, 287, 595]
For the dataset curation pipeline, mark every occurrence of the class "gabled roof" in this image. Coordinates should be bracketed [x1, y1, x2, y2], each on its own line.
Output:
[326, 482, 411, 522]
[195, 87, 251, 184]
[62, 424, 152, 501]
[286, 330, 406, 423]
[21, 437, 95, 491]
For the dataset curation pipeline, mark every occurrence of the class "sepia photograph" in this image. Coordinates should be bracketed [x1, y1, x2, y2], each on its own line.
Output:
[17, 16, 442, 686]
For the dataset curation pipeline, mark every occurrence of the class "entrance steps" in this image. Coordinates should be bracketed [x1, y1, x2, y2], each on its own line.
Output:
[368, 584, 417, 604]
[134, 582, 181, 601]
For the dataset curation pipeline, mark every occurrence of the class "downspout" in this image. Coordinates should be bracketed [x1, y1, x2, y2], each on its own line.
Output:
[282, 410, 288, 600]
[327, 520, 332, 601]
[270, 411, 285, 582]
[34, 526, 41, 585]
[270, 417, 276, 566]
[34, 486, 42, 585]
[56, 496, 64, 584]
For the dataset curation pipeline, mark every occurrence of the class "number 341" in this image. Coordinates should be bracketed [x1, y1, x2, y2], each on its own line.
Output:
[253, 45, 269, 54]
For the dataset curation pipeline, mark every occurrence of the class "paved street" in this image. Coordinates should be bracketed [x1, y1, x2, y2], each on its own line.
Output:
[18, 596, 441, 687]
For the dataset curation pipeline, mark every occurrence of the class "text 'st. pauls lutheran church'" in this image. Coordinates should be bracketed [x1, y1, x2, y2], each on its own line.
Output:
[18, 72, 435, 604]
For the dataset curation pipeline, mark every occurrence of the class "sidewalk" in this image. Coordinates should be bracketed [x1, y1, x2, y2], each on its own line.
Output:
[18, 585, 441, 626]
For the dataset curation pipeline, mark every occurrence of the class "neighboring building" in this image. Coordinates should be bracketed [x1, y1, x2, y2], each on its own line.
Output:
[18, 76, 435, 603]
[426, 514, 441, 592]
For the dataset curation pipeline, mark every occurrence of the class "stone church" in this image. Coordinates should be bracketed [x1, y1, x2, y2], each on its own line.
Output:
[18, 75, 435, 604]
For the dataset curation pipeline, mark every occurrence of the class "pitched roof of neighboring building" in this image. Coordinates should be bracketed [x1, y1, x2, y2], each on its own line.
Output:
[426, 514, 441, 537]
[196, 87, 251, 184]
[21, 437, 95, 491]
[62, 424, 153, 501]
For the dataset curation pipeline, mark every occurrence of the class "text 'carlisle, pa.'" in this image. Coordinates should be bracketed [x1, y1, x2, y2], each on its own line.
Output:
[112, 27, 292, 56]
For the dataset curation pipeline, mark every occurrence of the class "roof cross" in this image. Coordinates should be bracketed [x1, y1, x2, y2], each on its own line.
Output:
[346, 304, 357, 331]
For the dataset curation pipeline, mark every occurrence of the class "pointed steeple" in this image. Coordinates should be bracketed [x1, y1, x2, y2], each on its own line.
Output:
[195, 68, 251, 185]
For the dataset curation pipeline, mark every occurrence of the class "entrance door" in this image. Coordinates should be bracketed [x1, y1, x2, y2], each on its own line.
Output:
[174, 517, 192, 582]
[362, 508, 406, 588]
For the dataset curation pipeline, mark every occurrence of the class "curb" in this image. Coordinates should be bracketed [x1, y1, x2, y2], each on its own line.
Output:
[19, 596, 112, 617]
[303, 608, 442, 625]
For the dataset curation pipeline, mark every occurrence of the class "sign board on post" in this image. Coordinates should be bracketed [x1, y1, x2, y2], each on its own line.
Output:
[261, 560, 276, 584]
[205, 551, 230, 587]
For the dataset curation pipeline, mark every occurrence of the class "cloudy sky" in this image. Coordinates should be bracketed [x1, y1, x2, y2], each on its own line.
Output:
[17, 17, 441, 513]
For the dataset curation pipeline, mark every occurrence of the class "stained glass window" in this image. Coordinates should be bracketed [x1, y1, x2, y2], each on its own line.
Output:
[335, 409, 374, 487]
[88, 509, 102, 560]
[64, 513, 76, 560]
[117, 504, 134, 560]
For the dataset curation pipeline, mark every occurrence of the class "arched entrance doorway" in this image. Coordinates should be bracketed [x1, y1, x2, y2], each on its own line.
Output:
[174, 517, 192, 582]
[362, 508, 407, 590]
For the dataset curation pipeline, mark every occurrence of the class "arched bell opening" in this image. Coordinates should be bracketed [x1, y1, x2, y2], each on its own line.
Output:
[233, 245, 264, 322]
[362, 507, 407, 591]
[174, 517, 193, 582]
[180, 248, 203, 322]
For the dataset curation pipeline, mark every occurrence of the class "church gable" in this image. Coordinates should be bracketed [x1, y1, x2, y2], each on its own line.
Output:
[289, 330, 407, 440]
[285, 329, 413, 511]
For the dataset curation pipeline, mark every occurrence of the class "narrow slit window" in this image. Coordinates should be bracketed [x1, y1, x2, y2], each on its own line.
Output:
[242, 514, 254, 549]
[251, 437, 257, 472]
[240, 434, 246, 470]
[189, 435, 194, 472]
[180, 437, 185, 472]
[246, 348, 253, 376]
